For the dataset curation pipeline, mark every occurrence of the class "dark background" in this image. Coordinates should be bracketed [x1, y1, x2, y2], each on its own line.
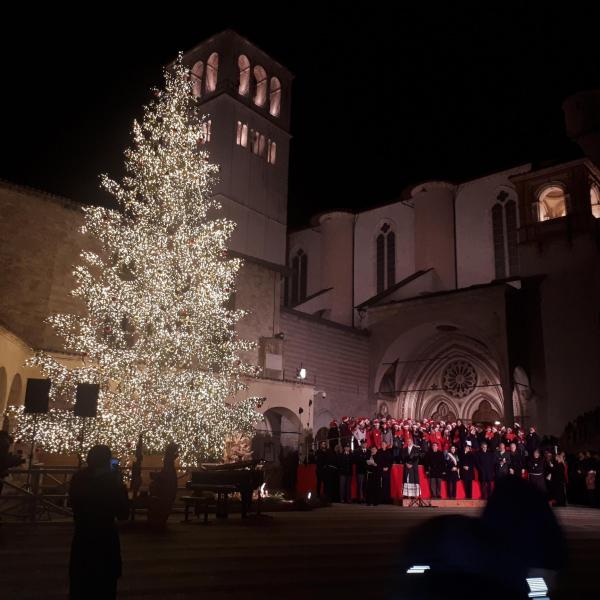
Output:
[3, 4, 600, 228]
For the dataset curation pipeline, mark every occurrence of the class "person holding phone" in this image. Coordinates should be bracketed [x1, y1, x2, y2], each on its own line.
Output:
[69, 444, 129, 600]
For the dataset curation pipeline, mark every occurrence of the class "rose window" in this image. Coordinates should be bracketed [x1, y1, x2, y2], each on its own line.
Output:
[442, 360, 477, 398]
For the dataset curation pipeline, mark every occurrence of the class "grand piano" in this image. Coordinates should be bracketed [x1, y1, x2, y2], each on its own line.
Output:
[186, 459, 265, 519]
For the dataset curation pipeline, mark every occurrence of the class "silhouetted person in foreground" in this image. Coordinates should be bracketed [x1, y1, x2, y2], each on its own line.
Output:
[0, 431, 25, 495]
[390, 475, 567, 599]
[69, 445, 129, 600]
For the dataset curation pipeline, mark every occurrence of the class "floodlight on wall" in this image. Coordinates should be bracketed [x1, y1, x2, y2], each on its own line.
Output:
[297, 364, 307, 380]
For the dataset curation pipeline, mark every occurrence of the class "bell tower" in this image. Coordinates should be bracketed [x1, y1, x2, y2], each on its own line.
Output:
[181, 30, 293, 266]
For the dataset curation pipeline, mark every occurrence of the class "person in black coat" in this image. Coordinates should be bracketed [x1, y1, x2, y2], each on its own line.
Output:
[527, 449, 546, 495]
[353, 440, 370, 503]
[365, 447, 381, 506]
[379, 441, 394, 504]
[425, 442, 445, 499]
[337, 445, 353, 503]
[461, 445, 476, 499]
[508, 442, 525, 479]
[69, 445, 129, 600]
[445, 446, 460, 499]
[477, 442, 495, 500]
[525, 427, 541, 456]
[544, 454, 567, 507]
[495, 443, 510, 482]
[315, 441, 331, 498]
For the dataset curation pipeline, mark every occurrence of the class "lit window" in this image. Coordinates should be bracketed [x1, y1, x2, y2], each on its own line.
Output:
[591, 183, 600, 218]
[238, 55, 250, 96]
[206, 52, 219, 92]
[253, 66, 267, 107]
[236, 121, 248, 147]
[536, 185, 567, 221]
[269, 77, 281, 117]
[268, 140, 277, 165]
[199, 120, 211, 143]
[191, 61, 203, 98]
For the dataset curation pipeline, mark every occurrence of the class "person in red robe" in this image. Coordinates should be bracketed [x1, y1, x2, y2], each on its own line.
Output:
[368, 419, 383, 449]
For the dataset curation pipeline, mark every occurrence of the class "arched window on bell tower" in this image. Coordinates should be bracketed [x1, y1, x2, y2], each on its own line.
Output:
[238, 55, 250, 96]
[191, 61, 204, 98]
[376, 222, 396, 294]
[205, 52, 219, 92]
[290, 249, 308, 305]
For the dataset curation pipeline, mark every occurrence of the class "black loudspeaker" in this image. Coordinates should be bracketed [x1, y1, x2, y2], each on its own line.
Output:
[74, 383, 99, 417]
[24, 379, 51, 414]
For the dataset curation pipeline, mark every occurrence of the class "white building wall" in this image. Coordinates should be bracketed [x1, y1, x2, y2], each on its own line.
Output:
[455, 165, 530, 288]
[354, 202, 415, 307]
[203, 94, 289, 265]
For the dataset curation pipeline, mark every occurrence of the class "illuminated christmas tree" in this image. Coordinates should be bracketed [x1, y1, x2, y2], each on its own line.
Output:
[11, 55, 263, 465]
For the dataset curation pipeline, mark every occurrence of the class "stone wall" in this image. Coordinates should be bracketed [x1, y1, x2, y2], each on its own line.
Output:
[280, 308, 370, 432]
[0, 182, 86, 351]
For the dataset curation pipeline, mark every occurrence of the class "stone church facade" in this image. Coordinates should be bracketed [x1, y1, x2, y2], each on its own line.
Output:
[1, 30, 599, 457]
[289, 112, 600, 437]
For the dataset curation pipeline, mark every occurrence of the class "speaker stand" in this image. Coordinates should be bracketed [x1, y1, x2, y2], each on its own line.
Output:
[78, 418, 87, 468]
[25, 413, 39, 491]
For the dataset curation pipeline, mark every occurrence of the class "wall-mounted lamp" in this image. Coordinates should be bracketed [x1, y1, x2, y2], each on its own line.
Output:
[296, 364, 307, 380]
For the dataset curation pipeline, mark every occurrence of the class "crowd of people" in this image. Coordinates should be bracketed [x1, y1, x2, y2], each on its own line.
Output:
[311, 416, 599, 507]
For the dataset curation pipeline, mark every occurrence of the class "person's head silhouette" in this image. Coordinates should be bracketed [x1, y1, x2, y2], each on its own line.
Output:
[86, 444, 111, 471]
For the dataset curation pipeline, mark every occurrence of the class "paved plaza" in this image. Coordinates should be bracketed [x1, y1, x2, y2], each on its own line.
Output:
[1, 505, 599, 599]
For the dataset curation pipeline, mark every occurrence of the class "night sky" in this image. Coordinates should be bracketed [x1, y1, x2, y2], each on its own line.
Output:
[3, 4, 600, 228]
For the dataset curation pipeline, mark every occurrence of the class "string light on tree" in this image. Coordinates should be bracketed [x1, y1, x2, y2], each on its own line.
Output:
[9, 54, 263, 466]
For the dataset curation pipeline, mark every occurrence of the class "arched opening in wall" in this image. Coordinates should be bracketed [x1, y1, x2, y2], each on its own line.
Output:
[315, 427, 328, 445]
[205, 53, 219, 92]
[253, 66, 267, 107]
[471, 399, 502, 424]
[513, 366, 531, 421]
[250, 129, 260, 154]
[269, 77, 281, 116]
[199, 120, 211, 144]
[267, 140, 277, 165]
[254, 407, 302, 462]
[590, 183, 600, 218]
[379, 361, 396, 397]
[376, 222, 395, 294]
[430, 400, 457, 423]
[379, 325, 504, 422]
[238, 54, 250, 96]
[258, 134, 267, 158]
[236, 121, 248, 147]
[492, 203, 506, 279]
[0, 367, 7, 415]
[290, 249, 308, 305]
[505, 200, 519, 275]
[492, 196, 519, 279]
[7, 374, 22, 407]
[536, 185, 567, 221]
[191, 61, 204, 98]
